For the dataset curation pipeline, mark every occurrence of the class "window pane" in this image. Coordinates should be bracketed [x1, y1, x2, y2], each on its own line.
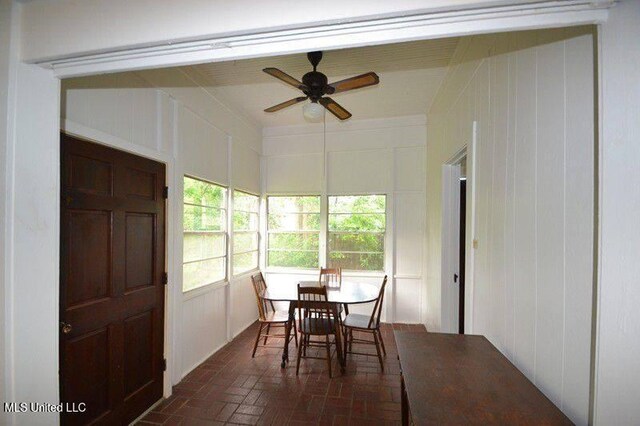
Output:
[267, 195, 321, 269]
[329, 213, 385, 232]
[327, 195, 386, 271]
[233, 251, 258, 275]
[234, 232, 258, 253]
[268, 196, 320, 213]
[183, 176, 228, 292]
[268, 233, 319, 251]
[329, 252, 384, 271]
[268, 250, 319, 268]
[328, 195, 385, 213]
[233, 211, 259, 231]
[184, 232, 226, 262]
[184, 176, 226, 208]
[328, 232, 384, 253]
[268, 213, 320, 231]
[184, 205, 225, 231]
[183, 258, 226, 291]
[234, 191, 259, 212]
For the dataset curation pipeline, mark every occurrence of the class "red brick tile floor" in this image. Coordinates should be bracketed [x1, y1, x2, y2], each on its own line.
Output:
[138, 322, 426, 426]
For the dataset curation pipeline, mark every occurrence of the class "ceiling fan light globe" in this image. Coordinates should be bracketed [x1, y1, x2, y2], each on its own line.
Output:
[303, 102, 324, 122]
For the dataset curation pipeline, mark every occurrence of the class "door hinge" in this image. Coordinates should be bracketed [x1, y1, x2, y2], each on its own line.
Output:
[162, 272, 168, 285]
[163, 186, 169, 199]
[162, 358, 167, 371]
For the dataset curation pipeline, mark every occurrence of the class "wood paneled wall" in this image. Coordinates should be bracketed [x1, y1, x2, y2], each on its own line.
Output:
[426, 27, 595, 424]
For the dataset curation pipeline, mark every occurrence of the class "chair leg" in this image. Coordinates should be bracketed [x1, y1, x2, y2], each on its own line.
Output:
[263, 323, 271, 345]
[373, 330, 384, 371]
[303, 334, 307, 357]
[252, 323, 263, 358]
[293, 320, 298, 347]
[296, 333, 304, 376]
[325, 335, 332, 378]
[378, 328, 387, 356]
[349, 329, 353, 352]
[343, 326, 349, 363]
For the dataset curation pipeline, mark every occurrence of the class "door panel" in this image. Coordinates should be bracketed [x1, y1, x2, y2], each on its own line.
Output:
[123, 310, 155, 397]
[63, 329, 111, 425]
[60, 133, 165, 425]
[125, 213, 155, 290]
[66, 210, 112, 306]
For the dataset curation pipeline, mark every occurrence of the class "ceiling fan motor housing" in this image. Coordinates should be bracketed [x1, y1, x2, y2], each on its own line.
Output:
[302, 71, 334, 101]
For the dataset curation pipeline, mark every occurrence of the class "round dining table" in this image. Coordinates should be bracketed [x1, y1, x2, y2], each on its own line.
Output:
[261, 280, 380, 369]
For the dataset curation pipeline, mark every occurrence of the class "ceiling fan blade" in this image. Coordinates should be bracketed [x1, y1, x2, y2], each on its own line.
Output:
[263, 68, 307, 90]
[319, 97, 352, 120]
[328, 72, 379, 94]
[264, 96, 308, 113]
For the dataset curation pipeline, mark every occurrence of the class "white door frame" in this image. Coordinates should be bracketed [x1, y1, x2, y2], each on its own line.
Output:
[4, 3, 610, 424]
[441, 160, 462, 334]
[440, 120, 478, 335]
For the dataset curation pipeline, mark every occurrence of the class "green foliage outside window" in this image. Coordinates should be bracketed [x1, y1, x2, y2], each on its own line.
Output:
[328, 195, 386, 271]
[267, 196, 320, 268]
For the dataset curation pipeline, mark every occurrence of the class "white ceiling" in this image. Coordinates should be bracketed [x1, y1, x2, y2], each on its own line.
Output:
[184, 37, 459, 129]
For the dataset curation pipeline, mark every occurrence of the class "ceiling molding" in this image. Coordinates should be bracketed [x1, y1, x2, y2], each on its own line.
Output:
[40, 0, 610, 78]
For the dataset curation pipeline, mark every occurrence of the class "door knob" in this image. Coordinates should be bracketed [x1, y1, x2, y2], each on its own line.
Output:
[454, 274, 458, 283]
[60, 321, 72, 334]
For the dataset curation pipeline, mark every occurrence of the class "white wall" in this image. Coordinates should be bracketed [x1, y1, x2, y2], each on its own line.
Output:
[426, 27, 595, 424]
[262, 116, 426, 323]
[61, 68, 261, 385]
[594, 1, 640, 423]
[0, 0, 14, 418]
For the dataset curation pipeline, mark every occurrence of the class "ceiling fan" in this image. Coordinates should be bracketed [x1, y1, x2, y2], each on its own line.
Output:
[263, 51, 379, 121]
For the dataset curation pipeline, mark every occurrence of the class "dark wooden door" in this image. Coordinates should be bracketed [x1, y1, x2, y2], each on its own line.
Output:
[60, 133, 166, 425]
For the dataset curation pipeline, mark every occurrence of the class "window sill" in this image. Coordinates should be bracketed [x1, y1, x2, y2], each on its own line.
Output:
[182, 279, 228, 300]
[264, 268, 386, 279]
[231, 267, 260, 280]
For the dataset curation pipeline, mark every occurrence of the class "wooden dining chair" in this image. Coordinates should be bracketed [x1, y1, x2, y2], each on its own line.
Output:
[295, 284, 341, 378]
[250, 272, 297, 357]
[319, 267, 348, 322]
[342, 275, 388, 370]
[319, 267, 342, 287]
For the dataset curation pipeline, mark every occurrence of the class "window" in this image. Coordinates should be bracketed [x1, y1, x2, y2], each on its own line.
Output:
[328, 195, 386, 271]
[233, 190, 260, 275]
[267, 196, 320, 268]
[183, 176, 227, 292]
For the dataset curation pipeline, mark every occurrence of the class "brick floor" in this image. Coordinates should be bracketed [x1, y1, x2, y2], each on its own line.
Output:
[138, 322, 426, 426]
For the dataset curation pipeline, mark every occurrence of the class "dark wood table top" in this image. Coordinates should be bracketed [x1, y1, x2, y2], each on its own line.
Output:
[395, 331, 573, 425]
[262, 280, 379, 304]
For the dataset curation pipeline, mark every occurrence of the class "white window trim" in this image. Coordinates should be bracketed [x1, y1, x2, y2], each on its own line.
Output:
[182, 176, 229, 293]
[232, 189, 261, 277]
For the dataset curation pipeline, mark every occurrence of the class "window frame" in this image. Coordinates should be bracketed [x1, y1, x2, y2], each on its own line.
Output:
[326, 193, 387, 272]
[182, 175, 229, 293]
[266, 194, 322, 270]
[232, 189, 261, 277]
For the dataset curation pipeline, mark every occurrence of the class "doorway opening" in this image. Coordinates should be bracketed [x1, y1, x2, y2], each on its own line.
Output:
[441, 148, 469, 335]
[458, 159, 467, 334]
